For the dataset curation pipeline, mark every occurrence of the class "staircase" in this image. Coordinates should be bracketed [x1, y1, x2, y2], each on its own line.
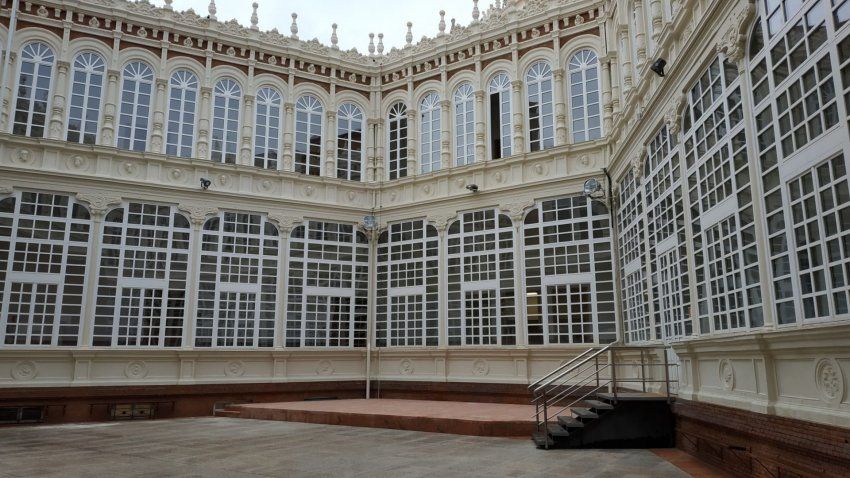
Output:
[530, 344, 678, 449]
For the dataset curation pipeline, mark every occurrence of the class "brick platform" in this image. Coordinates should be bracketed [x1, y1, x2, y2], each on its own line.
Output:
[231, 399, 539, 437]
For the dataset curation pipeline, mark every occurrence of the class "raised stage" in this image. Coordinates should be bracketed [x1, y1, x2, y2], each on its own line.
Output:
[225, 399, 539, 437]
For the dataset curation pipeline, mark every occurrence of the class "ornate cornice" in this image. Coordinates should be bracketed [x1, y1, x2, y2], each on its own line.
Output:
[177, 203, 219, 226]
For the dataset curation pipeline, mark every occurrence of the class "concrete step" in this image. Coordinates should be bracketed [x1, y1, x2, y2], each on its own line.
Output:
[547, 423, 570, 437]
[585, 399, 614, 411]
[571, 408, 598, 420]
[532, 431, 555, 448]
[557, 415, 585, 428]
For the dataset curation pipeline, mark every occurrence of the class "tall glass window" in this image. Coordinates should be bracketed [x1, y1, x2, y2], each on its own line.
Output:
[13, 42, 54, 138]
[524, 196, 615, 345]
[387, 102, 408, 180]
[67, 52, 104, 145]
[454, 83, 476, 166]
[617, 170, 650, 343]
[92, 203, 190, 347]
[295, 95, 323, 176]
[446, 209, 517, 345]
[376, 220, 440, 347]
[568, 50, 602, 143]
[526, 61, 555, 152]
[336, 103, 364, 181]
[211, 78, 242, 164]
[285, 221, 369, 348]
[118, 61, 154, 152]
[166, 70, 198, 158]
[195, 212, 278, 348]
[0, 192, 91, 346]
[254, 86, 282, 169]
[419, 92, 442, 173]
[488, 72, 513, 159]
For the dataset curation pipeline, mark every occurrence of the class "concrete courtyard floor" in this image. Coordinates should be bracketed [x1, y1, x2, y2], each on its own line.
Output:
[0, 417, 695, 477]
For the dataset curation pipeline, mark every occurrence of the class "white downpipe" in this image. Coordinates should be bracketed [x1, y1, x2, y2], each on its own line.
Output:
[0, 0, 21, 123]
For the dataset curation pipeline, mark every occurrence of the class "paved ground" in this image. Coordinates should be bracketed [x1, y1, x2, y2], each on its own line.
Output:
[0, 417, 690, 477]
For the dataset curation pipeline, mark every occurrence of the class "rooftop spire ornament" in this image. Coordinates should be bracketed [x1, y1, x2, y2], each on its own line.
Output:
[331, 24, 339, 50]
[250, 3, 259, 31]
[438, 10, 446, 36]
[405, 22, 413, 48]
[290, 13, 298, 40]
[368, 33, 376, 56]
[377, 33, 384, 55]
[472, 0, 480, 22]
[164, 0, 173, 11]
[208, 0, 217, 21]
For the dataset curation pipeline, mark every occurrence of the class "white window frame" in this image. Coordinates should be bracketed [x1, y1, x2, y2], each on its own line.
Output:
[253, 86, 283, 170]
[117, 61, 154, 152]
[12, 42, 55, 138]
[387, 102, 408, 180]
[526, 61, 555, 152]
[419, 92, 442, 174]
[294, 95, 324, 176]
[488, 72, 513, 159]
[454, 83, 476, 166]
[336, 102, 364, 181]
[166, 70, 199, 158]
[567, 49, 602, 143]
[66, 51, 105, 145]
[211, 78, 242, 164]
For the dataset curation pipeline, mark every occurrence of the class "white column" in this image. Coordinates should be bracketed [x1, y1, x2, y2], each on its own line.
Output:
[406, 109, 418, 176]
[196, 87, 212, 159]
[474, 90, 486, 162]
[511, 218, 528, 346]
[241, 94, 255, 166]
[48, 61, 70, 140]
[601, 57, 613, 134]
[0, 52, 16, 131]
[511, 80, 525, 154]
[634, 0, 647, 71]
[79, 210, 104, 347]
[150, 78, 168, 154]
[325, 109, 337, 177]
[649, 0, 663, 43]
[100, 69, 120, 146]
[440, 99, 451, 170]
[553, 69, 568, 146]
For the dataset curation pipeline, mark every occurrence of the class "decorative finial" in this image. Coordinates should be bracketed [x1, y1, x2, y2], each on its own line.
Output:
[250, 3, 259, 30]
[495, 0, 502, 9]
[331, 23, 339, 50]
[405, 22, 413, 47]
[377, 33, 384, 55]
[290, 13, 299, 39]
[472, 0, 480, 22]
[164, 0, 173, 10]
[438, 10, 446, 36]
[451, 18, 456, 33]
[208, 0, 217, 20]
[368, 33, 376, 56]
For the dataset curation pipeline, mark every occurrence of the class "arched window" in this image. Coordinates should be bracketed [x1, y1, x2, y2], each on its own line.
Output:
[524, 196, 615, 345]
[568, 50, 602, 143]
[488, 72, 512, 159]
[285, 221, 369, 347]
[211, 78, 242, 164]
[196, 212, 279, 348]
[526, 61, 554, 152]
[118, 61, 154, 152]
[294, 95, 323, 176]
[454, 83, 475, 166]
[92, 203, 190, 347]
[337, 103, 364, 181]
[67, 52, 105, 145]
[254, 86, 282, 169]
[166, 70, 198, 158]
[446, 209, 517, 346]
[387, 102, 408, 180]
[0, 192, 91, 346]
[376, 220, 440, 347]
[419, 92, 441, 173]
[13, 42, 54, 138]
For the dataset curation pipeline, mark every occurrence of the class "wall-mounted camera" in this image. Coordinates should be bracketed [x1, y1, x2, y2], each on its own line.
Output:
[200, 178, 212, 190]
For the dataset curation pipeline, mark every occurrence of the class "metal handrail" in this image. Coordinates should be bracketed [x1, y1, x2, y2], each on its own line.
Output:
[534, 343, 614, 392]
[537, 363, 612, 417]
[528, 347, 596, 390]
[533, 360, 607, 405]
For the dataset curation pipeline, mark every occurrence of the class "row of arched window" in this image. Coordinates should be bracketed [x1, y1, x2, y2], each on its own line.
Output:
[0, 191, 615, 348]
[12, 43, 603, 182]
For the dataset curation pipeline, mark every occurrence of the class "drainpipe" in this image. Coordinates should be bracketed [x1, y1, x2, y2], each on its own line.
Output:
[603, 167, 624, 345]
[365, 122, 379, 399]
[0, 0, 21, 126]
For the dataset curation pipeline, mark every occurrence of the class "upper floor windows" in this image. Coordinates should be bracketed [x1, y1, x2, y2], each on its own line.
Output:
[13, 42, 54, 138]
[295, 94, 323, 176]
[336, 103, 364, 181]
[254, 86, 282, 170]
[568, 50, 602, 143]
[488, 72, 513, 159]
[420, 92, 442, 174]
[67, 52, 104, 145]
[526, 61, 554, 152]
[388, 102, 408, 180]
[454, 83, 476, 166]
[211, 78, 242, 164]
[166, 70, 199, 158]
[118, 61, 154, 152]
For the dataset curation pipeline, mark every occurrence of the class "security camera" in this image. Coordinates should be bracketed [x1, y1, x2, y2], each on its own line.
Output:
[466, 184, 479, 192]
[650, 58, 667, 77]
[200, 178, 212, 190]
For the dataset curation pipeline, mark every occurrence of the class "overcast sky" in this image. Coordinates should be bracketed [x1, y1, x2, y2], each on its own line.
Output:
[170, 1, 478, 52]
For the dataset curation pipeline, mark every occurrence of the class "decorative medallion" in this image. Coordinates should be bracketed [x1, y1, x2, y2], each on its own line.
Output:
[472, 359, 490, 377]
[183, 37, 194, 47]
[137, 27, 148, 38]
[15, 149, 32, 164]
[37, 5, 49, 17]
[719, 359, 734, 391]
[260, 179, 273, 192]
[124, 360, 149, 379]
[123, 162, 137, 175]
[268, 56, 278, 65]
[88, 17, 101, 28]
[316, 359, 334, 376]
[399, 359, 414, 375]
[68, 155, 88, 170]
[170, 168, 184, 181]
[217, 174, 229, 186]
[226, 46, 236, 57]
[11, 360, 38, 381]
[347, 190, 357, 202]
[815, 358, 845, 404]
[455, 177, 466, 188]
[224, 360, 246, 377]
[304, 185, 315, 197]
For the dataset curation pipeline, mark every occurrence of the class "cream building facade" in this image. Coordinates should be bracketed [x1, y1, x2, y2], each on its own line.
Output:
[0, 0, 849, 473]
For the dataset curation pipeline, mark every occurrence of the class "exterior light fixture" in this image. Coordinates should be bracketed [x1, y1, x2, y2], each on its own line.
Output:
[650, 58, 667, 77]
[363, 215, 377, 230]
[466, 184, 479, 192]
[200, 178, 212, 190]
[583, 177, 603, 199]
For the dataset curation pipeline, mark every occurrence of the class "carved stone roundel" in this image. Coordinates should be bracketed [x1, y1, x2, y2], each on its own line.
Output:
[815, 358, 844, 404]
[316, 359, 334, 376]
[225, 360, 246, 377]
[399, 359, 414, 375]
[719, 359, 734, 391]
[472, 359, 490, 377]
[124, 360, 149, 379]
[11, 360, 38, 381]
